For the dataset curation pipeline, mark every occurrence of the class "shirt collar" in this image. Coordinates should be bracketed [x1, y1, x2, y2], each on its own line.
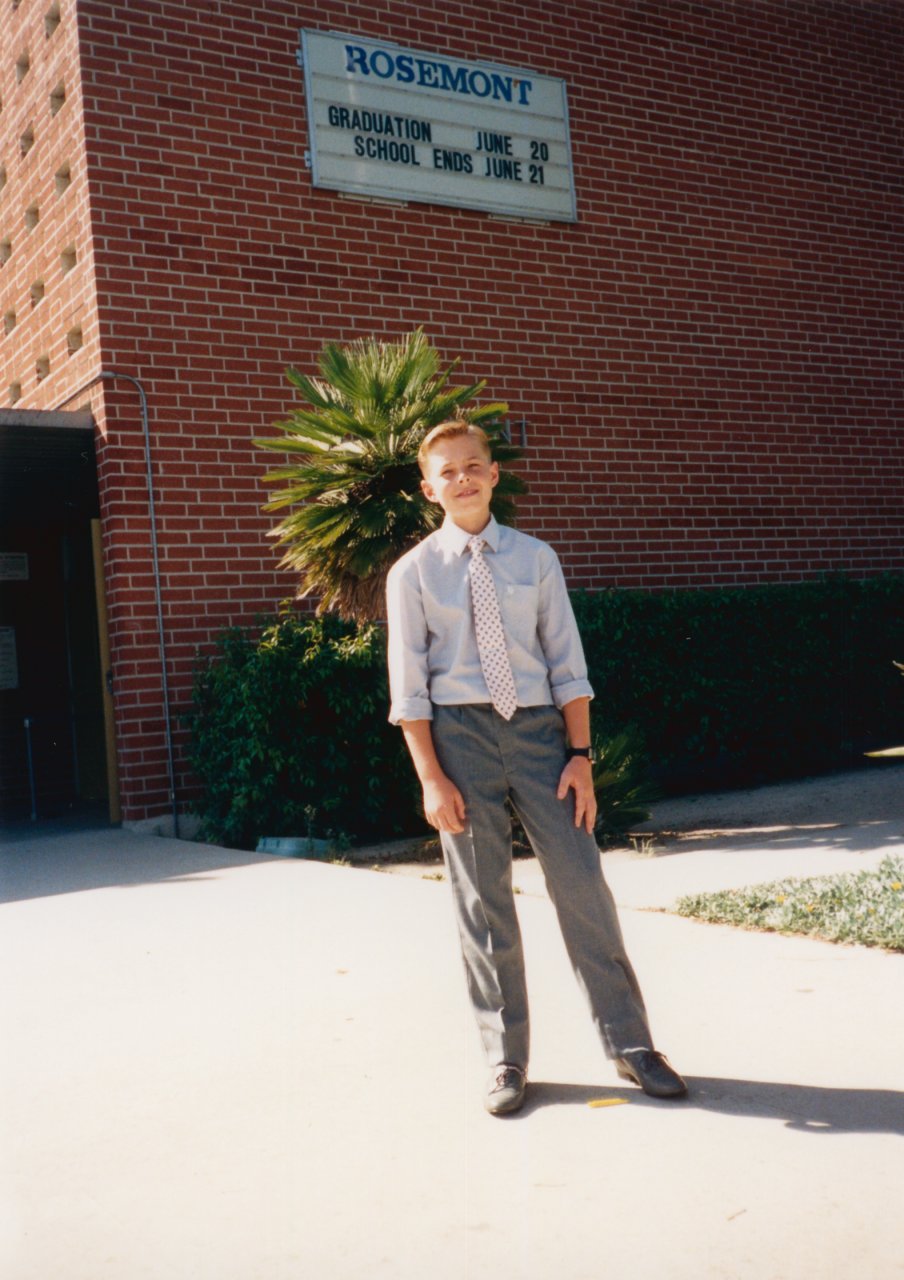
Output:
[438, 514, 501, 556]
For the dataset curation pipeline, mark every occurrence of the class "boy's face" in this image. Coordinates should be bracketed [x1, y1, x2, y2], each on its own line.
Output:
[420, 434, 499, 533]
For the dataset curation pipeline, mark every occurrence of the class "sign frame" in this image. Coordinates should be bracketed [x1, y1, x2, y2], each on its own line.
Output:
[0, 552, 29, 582]
[299, 29, 577, 223]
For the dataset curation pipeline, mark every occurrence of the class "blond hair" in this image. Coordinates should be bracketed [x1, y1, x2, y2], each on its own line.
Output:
[417, 420, 492, 475]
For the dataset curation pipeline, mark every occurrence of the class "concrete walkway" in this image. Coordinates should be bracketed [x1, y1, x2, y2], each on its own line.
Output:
[2, 767, 903, 1280]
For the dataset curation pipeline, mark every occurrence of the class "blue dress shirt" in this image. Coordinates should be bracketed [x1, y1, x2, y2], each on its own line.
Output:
[386, 515, 594, 724]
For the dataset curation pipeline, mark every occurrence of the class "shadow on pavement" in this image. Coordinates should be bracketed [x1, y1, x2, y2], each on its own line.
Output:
[644, 818, 904, 858]
[524, 1079, 904, 1135]
[0, 823, 268, 904]
[641, 762, 904, 856]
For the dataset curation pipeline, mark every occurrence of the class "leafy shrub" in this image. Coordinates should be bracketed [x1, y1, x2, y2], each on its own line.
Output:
[185, 608, 421, 850]
[187, 576, 904, 850]
[573, 574, 904, 791]
[187, 610, 660, 852]
[866, 660, 904, 758]
[592, 729, 659, 841]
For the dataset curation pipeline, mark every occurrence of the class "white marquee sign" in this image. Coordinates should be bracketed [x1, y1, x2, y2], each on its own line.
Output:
[299, 30, 576, 222]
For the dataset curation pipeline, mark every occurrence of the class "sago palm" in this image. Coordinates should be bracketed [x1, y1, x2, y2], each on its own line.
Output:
[256, 329, 526, 622]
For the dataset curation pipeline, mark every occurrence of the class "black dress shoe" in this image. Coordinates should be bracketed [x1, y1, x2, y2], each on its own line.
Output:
[485, 1064, 527, 1115]
[615, 1049, 688, 1099]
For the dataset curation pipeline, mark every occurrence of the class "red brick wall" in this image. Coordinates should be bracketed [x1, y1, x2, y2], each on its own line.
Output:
[0, 0, 100, 406]
[4, 1, 904, 822]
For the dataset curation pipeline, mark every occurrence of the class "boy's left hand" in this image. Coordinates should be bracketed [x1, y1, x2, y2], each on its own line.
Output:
[557, 758, 597, 834]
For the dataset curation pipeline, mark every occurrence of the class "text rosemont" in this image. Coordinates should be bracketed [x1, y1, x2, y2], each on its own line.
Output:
[344, 44, 534, 107]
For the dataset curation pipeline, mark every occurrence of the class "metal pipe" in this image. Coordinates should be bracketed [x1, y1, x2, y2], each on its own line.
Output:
[53, 371, 179, 836]
[60, 533, 82, 799]
[91, 518, 122, 824]
[23, 717, 36, 821]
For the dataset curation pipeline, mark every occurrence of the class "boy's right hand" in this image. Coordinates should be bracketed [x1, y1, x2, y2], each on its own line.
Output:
[422, 775, 467, 834]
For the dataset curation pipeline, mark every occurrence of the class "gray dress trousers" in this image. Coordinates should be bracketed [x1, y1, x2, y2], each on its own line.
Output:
[432, 703, 654, 1071]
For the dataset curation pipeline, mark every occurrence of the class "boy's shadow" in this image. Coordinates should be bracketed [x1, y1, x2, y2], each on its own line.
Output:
[524, 1078, 904, 1135]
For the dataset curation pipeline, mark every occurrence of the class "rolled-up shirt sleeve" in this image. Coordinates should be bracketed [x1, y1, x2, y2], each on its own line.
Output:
[386, 558, 434, 724]
[536, 547, 595, 708]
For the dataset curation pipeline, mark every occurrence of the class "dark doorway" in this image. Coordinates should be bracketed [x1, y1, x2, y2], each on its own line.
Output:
[0, 411, 110, 822]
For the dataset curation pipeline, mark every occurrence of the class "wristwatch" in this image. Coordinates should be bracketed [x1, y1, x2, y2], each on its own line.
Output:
[565, 746, 596, 762]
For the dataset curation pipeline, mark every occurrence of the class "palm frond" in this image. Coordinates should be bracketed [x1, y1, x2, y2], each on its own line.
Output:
[256, 329, 526, 621]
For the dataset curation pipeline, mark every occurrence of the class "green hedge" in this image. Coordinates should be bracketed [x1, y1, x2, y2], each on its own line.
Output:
[185, 609, 421, 851]
[572, 574, 904, 791]
[187, 577, 904, 849]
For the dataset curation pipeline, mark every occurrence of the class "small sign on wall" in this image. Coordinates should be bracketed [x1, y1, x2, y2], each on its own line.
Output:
[0, 552, 29, 581]
[0, 627, 18, 690]
[299, 30, 576, 222]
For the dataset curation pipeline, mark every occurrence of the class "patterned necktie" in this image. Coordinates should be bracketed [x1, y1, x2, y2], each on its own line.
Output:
[467, 535, 518, 720]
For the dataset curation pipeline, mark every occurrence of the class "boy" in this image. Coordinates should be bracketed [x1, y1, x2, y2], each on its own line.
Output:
[386, 420, 686, 1115]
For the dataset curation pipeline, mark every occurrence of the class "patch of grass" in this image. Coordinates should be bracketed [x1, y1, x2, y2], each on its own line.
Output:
[676, 855, 904, 952]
